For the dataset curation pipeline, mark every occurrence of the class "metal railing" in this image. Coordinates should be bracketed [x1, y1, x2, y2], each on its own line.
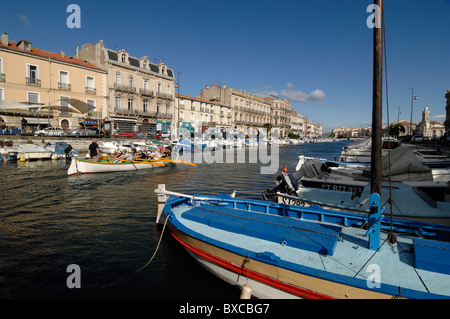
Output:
[26, 77, 41, 86]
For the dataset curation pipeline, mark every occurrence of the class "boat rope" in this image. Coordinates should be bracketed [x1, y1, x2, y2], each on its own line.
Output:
[396, 240, 430, 293]
[136, 216, 169, 272]
[353, 236, 388, 279]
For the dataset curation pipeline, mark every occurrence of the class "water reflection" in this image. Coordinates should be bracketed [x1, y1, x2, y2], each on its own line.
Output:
[0, 141, 350, 298]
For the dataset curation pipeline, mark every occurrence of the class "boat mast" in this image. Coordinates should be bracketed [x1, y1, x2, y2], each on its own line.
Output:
[370, 0, 383, 195]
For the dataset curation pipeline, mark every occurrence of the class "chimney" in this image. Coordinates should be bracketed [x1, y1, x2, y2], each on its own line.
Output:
[61, 49, 65, 57]
[1, 32, 8, 46]
[76, 45, 79, 58]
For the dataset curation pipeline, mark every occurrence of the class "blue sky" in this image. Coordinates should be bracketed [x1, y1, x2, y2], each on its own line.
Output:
[1, 0, 449, 132]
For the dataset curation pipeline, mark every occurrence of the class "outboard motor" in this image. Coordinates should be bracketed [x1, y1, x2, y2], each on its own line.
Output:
[261, 166, 299, 201]
[64, 144, 74, 163]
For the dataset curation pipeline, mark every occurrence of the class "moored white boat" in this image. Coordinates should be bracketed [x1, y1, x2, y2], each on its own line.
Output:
[67, 157, 165, 175]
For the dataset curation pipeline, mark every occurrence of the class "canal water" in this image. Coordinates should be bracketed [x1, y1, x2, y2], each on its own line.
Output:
[0, 141, 350, 299]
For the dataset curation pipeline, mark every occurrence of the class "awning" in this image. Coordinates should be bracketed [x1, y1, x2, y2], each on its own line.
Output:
[22, 117, 46, 124]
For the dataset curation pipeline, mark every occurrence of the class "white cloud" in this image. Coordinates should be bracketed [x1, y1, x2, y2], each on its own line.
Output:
[432, 114, 446, 120]
[254, 83, 327, 104]
[18, 14, 32, 28]
[280, 83, 326, 103]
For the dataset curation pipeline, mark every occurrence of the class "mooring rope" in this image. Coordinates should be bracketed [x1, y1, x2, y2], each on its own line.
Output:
[136, 216, 169, 272]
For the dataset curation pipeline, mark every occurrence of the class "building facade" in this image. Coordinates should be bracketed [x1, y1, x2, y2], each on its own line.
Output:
[77, 40, 175, 136]
[445, 89, 450, 136]
[0, 32, 107, 134]
[416, 105, 445, 138]
[198, 84, 272, 135]
[175, 94, 232, 135]
[264, 97, 292, 138]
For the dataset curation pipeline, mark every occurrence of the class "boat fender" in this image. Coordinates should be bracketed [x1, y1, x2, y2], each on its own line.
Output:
[240, 284, 252, 299]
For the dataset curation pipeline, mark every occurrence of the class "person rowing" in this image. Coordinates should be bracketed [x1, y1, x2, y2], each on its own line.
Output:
[114, 149, 133, 162]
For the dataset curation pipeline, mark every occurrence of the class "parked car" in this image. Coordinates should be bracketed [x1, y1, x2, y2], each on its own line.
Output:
[70, 128, 103, 137]
[112, 131, 138, 138]
[156, 131, 171, 139]
[34, 127, 65, 136]
[411, 135, 429, 143]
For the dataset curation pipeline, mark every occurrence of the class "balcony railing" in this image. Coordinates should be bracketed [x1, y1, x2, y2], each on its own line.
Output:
[156, 92, 173, 100]
[114, 83, 136, 93]
[139, 88, 154, 97]
[113, 108, 172, 118]
[58, 82, 71, 91]
[86, 87, 97, 94]
[26, 77, 41, 86]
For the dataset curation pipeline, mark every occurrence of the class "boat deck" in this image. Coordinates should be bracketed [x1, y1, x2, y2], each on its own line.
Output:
[169, 198, 450, 298]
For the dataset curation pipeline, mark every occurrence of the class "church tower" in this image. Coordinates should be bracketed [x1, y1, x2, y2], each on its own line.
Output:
[445, 90, 450, 135]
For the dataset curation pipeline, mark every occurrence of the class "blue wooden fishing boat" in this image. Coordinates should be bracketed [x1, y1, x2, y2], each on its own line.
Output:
[155, 185, 450, 299]
[152, 1, 450, 299]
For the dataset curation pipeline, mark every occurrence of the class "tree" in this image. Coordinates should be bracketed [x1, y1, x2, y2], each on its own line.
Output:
[263, 123, 273, 138]
[389, 123, 405, 138]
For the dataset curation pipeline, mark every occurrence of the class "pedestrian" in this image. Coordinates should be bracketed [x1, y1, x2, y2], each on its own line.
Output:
[88, 138, 101, 161]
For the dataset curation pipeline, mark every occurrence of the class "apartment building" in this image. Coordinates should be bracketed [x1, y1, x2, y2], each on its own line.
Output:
[264, 97, 292, 138]
[198, 84, 271, 135]
[175, 94, 232, 135]
[0, 32, 107, 133]
[77, 40, 175, 136]
[290, 110, 305, 136]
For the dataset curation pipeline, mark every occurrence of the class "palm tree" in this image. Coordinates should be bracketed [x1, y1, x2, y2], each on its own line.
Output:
[263, 123, 273, 139]
[389, 123, 405, 138]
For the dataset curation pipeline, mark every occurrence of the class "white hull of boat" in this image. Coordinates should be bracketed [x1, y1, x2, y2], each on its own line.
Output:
[68, 158, 159, 175]
[185, 248, 298, 299]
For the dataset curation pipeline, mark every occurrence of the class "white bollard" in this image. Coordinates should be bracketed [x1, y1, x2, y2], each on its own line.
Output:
[155, 184, 167, 226]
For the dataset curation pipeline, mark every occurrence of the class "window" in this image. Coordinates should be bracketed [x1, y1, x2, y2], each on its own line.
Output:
[128, 76, 134, 88]
[121, 53, 127, 63]
[167, 85, 171, 95]
[60, 96, 69, 107]
[128, 98, 134, 112]
[166, 104, 170, 116]
[115, 73, 121, 85]
[143, 100, 148, 113]
[86, 76, 95, 94]
[86, 76, 94, 88]
[26, 64, 39, 85]
[0, 58, 4, 82]
[115, 97, 121, 111]
[87, 99, 95, 109]
[143, 80, 149, 91]
[0, 88, 3, 101]
[143, 61, 147, 69]
[59, 71, 70, 90]
[157, 102, 161, 114]
[27, 92, 39, 103]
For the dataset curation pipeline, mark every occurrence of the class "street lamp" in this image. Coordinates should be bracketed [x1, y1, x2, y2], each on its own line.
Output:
[409, 87, 418, 135]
